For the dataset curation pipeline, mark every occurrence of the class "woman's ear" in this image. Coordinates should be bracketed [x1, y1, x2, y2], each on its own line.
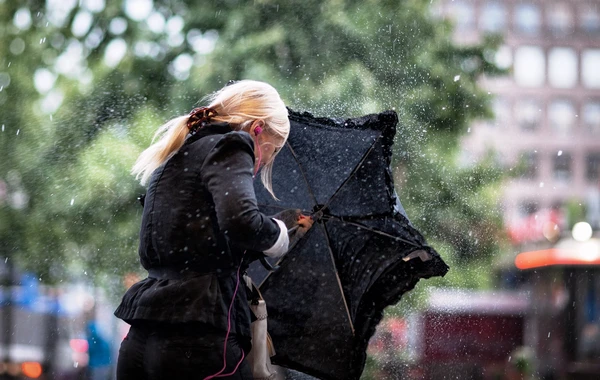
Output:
[250, 120, 265, 136]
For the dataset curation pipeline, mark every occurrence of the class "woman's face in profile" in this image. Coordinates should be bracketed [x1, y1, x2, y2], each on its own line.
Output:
[254, 130, 285, 170]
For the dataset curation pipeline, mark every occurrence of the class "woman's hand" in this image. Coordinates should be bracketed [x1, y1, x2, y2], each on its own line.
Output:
[271, 209, 314, 249]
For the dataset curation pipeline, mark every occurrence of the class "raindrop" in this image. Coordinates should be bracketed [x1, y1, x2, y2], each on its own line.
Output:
[16, 129, 20, 135]
[453, 75, 460, 82]
[70, 198, 75, 206]
[548, 332, 551, 338]
[1, 125, 4, 132]
[557, 150, 563, 156]
[539, 182, 544, 188]
[40, 37, 46, 44]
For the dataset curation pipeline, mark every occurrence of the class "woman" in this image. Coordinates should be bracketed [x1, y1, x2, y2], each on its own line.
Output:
[115, 80, 313, 379]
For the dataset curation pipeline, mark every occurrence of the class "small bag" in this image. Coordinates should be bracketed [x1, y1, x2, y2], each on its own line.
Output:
[244, 275, 277, 380]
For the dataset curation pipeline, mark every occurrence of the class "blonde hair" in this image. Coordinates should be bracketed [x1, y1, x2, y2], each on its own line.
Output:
[132, 80, 290, 198]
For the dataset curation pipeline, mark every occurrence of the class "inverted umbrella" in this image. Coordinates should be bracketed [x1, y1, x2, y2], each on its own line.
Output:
[249, 109, 449, 380]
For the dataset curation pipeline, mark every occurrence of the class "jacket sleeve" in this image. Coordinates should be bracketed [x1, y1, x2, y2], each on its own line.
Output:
[200, 131, 288, 255]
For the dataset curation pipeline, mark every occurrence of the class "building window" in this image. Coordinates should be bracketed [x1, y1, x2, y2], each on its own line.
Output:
[548, 48, 577, 88]
[514, 46, 545, 87]
[553, 152, 572, 181]
[587, 153, 600, 181]
[519, 151, 539, 179]
[516, 99, 541, 131]
[519, 200, 540, 217]
[579, 3, 600, 35]
[549, 99, 576, 135]
[492, 97, 511, 127]
[480, 2, 506, 32]
[547, 3, 574, 36]
[515, 3, 541, 35]
[582, 49, 600, 88]
[447, 1, 474, 32]
[583, 101, 600, 134]
[494, 45, 512, 70]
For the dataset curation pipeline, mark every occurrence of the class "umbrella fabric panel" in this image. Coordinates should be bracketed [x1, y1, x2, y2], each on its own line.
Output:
[286, 118, 381, 207]
[326, 138, 394, 217]
[350, 262, 426, 379]
[261, 225, 355, 380]
[254, 144, 315, 211]
[323, 217, 426, 321]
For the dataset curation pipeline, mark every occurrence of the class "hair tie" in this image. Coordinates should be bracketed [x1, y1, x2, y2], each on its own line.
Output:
[187, 106, 218, 132]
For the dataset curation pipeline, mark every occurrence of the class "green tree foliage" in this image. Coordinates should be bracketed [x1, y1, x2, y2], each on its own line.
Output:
[0, 0, 505, 287]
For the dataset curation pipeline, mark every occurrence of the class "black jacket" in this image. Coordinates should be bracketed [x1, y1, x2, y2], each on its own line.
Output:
[114, 123, 281, 341]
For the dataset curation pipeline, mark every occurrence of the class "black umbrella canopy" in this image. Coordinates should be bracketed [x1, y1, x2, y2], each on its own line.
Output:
[250, 109, 448, 380]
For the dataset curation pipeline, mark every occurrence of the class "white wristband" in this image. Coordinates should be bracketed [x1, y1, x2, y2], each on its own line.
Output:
[263, 218, 289, 258]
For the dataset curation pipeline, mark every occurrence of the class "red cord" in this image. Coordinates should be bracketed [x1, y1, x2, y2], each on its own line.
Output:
[253, 137, 262, 178]
[206, 134, 262, 378]
[203, 252, 247, 380]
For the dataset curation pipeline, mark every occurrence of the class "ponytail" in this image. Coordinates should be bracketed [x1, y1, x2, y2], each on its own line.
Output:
[131, 116, 189, 186]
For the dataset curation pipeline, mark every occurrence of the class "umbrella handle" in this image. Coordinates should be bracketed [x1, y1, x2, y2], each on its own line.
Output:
[259, 257, 280, 272]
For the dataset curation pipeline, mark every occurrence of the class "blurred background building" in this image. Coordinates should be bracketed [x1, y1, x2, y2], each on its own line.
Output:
[437, 0, 600, 238]
[409, 1, 600, 379]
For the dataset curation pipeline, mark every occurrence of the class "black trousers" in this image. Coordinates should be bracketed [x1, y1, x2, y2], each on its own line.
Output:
[116, 322, 253, 380]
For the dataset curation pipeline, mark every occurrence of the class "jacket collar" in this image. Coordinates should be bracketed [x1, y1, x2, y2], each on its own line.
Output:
[185, 122, 233, 145]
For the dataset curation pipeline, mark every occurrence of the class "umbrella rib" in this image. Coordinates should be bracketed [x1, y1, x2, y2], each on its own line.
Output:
[323, 215, 421, 248]
[322, 131, 384, 211]
[286, 142, 318, 206]
[320, 222, 356, 336]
